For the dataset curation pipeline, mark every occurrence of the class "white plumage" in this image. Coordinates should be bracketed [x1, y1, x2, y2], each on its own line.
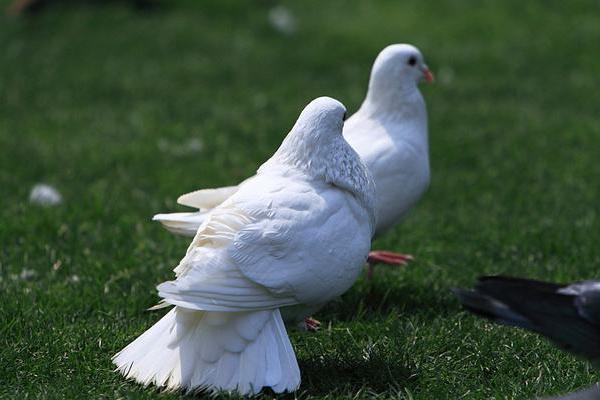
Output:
[114, 97, 376, 395]
[153, 44, 432, 242]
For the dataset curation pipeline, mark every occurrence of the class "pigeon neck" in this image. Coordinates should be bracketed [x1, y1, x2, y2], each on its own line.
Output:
[358, 85, 428, 154]
[361, 83, 424, 117]
[259, 134, 376, 229]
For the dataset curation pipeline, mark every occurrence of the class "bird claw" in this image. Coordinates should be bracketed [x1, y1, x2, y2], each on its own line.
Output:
[301, 317, 321, 332]
[366, 251, 413, 280]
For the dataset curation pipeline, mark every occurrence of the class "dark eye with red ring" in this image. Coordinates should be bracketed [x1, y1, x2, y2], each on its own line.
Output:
[408, 56, 417, 66]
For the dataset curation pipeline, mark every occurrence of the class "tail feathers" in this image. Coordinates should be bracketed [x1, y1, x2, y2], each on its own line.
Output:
[177, 186, 239, 209]
[113, 308, 183, 388]
[113, 308, 300, 395]
[451, 288, 534, 330]
[152, 212, 207, 237]
[453, 276, 571, 329]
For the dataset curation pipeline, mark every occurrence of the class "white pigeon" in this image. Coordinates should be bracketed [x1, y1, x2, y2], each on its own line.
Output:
[153, 43, 433, 271]
[113, 97, 376, 395]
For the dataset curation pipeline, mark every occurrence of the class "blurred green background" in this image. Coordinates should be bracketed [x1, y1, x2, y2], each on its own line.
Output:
[0, 1, 599, 398]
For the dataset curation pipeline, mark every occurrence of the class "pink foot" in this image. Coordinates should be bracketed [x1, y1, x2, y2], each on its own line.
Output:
[367, 250, 414, 279]
[302, 316, 321, 332]
[368, 250, 413, 265]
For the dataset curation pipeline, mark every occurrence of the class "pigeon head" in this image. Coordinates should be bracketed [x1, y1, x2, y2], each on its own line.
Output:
[290, 96, 347, 141]
[267, 97, 347, 161]
[260, 97, 376, 227]
[371, 44, 433, 87]
[363, 44, 433, 112]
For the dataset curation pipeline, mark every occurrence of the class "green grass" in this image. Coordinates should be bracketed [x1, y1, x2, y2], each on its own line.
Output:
[1, 0, 599, 398]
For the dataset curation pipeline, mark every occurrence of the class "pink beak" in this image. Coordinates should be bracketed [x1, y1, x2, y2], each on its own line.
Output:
[423, 67, 435, 83]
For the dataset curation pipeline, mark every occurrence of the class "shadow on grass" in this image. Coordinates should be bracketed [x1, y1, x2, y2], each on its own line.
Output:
[322, 280, 459, 323]
[295, 354, 418, 397]
[284, 324, 419, 398]
[170, 353, 417, 399]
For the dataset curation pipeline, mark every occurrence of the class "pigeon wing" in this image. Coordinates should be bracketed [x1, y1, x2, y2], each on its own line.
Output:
[157, 203, 298, 312]
[158, 176, 370, 312]
[229, 179, 372, 306]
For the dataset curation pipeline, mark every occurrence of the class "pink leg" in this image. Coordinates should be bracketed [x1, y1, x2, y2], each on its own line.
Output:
[366, 250, 414, 280]
[367, 250, 414, 266]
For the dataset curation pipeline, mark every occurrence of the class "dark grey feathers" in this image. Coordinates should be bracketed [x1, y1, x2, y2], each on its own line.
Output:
[453, 276, 600, 363]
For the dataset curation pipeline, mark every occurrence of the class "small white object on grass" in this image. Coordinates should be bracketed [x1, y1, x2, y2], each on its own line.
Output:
[113, 97, 376, 395]
[268, 5, 297, 35]
[29, 183, 62, 206]
[157, 137, 204, 156]
[19, 268, 37, 281]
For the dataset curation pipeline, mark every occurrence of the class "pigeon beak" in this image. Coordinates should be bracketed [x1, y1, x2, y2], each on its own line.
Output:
[422, 66, 435, 83]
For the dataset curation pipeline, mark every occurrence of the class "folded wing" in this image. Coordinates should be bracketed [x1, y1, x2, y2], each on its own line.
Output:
[158, 176, 370, 313]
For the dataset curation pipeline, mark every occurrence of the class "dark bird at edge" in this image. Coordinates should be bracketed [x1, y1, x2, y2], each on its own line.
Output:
[452, 275, 600, 363]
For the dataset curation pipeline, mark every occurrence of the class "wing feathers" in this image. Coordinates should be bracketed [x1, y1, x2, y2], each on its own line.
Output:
[177, 186, 239, 209]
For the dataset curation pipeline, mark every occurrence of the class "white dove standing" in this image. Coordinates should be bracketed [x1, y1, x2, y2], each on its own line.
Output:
[154, 44, 432, 273]
[113, 97, 376, 395]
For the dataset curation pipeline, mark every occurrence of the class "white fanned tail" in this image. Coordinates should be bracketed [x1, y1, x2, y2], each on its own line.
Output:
[113, 307, 300, 395]
[152, 212, 208, 237]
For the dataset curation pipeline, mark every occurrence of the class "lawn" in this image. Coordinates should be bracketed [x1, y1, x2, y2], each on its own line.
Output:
[1, 0, 599, 398]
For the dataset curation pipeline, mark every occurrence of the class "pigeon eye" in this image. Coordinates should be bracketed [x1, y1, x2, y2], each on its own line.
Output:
[408, 56, 417, 66]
